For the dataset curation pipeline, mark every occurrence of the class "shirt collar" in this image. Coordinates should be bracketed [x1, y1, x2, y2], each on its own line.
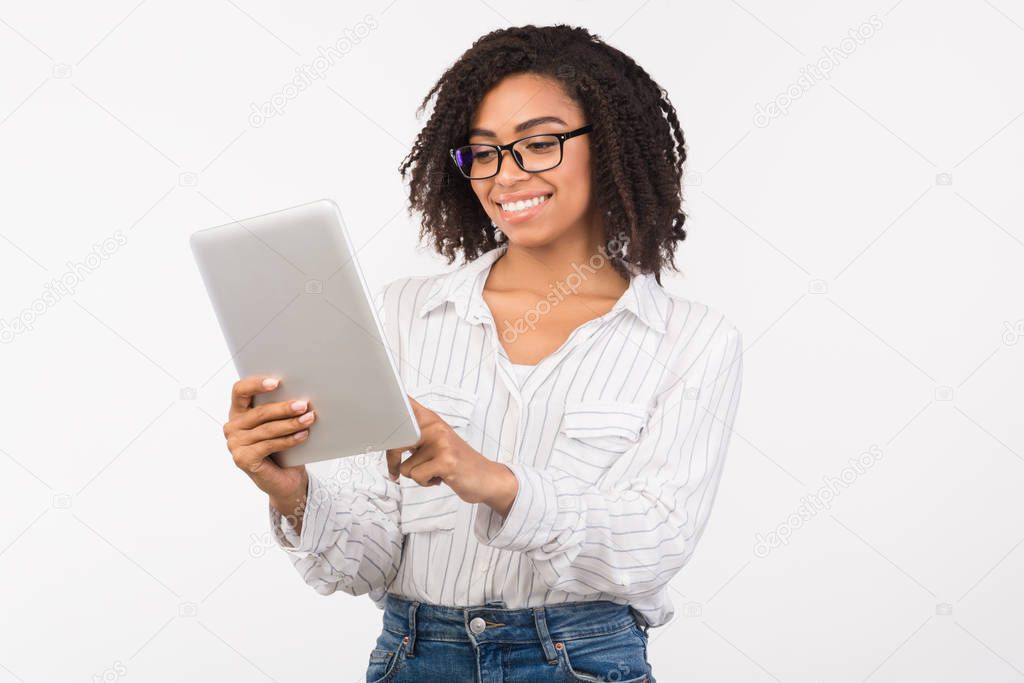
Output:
[417, 244, 670, 334]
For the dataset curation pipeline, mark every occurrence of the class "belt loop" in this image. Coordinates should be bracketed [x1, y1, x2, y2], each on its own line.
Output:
[406, 601, 419, 658]
[532, 607, 558, 664]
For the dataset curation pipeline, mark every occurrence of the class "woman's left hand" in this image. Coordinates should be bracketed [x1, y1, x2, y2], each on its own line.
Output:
[385, 397, 518, 516]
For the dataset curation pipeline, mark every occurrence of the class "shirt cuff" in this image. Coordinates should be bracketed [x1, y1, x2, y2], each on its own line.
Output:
[268, 472, 337, 555]
[472, 462, 564, 553]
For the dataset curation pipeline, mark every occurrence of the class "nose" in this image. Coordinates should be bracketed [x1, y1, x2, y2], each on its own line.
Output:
[494, 147, 530, 185]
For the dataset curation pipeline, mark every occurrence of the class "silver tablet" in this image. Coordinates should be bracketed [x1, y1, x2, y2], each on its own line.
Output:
[189, 198, 420, 467]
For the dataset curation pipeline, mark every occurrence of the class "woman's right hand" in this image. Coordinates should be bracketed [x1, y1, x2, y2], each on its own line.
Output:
[224, 376, 317, 516]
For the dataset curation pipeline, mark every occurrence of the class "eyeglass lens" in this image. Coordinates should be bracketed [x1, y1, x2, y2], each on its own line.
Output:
[453, 135, 562, 178]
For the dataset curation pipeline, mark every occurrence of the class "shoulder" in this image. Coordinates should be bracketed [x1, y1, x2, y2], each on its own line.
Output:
[374, 273, 435, 299]
[372, 274, 443, 317]
[661, 289, 742, 348]
[374, 249, 491, 322]
[658, 290, 743, 377]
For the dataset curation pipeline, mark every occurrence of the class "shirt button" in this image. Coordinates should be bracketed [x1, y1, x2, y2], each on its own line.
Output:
[478, 562, 489, 574]
[469, 617, 486, 634]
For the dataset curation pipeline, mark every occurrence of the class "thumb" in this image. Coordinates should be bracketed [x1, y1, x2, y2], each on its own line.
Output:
[385, 448, 405, 481]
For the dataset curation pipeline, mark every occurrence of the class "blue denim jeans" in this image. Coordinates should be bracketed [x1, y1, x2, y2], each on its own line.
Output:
[365, 593, 655, 682]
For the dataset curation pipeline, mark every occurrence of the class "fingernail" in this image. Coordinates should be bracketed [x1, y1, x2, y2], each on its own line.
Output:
[291, 400, 307, 412]
[299, 410, 315, 424]
[389, 472, 398, 481]
[263, 377, 279, 389]
[294, 430, 309, 440]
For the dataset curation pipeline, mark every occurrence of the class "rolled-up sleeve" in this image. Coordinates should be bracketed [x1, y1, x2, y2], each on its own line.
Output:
[268, 452, 404, 597]
[473, 325, 744, 599]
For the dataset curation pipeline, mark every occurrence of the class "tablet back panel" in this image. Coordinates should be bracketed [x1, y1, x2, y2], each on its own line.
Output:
[190, 199, 419, 467]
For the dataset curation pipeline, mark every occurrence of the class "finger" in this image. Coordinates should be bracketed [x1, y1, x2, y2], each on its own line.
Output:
[387, 400, 427, 480]
[405, 456, 446, 487]
[233, 408, 317, 447]
[396, 442, 431, 479]
[230, 376, 281, 419]
[232, 397, 311, 431]
[409, 397, 453, 439]
[386, 447, 411, 481]
[407, 396, 434, 423]
[233, 430, 310, 475]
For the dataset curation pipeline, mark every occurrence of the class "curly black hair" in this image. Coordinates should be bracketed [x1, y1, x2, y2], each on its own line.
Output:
[398, 24, 688, 285]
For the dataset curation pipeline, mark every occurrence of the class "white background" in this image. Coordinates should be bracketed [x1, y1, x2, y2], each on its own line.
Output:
[1, 1, 1022, 681]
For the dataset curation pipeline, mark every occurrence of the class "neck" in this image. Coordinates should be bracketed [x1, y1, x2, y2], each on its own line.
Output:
[490, 225, 628, 300]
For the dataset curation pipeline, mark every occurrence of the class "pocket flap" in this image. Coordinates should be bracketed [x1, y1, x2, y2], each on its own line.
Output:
[562, 400, 650, 445]
[407, 383, 477, 428]
[552, 400, 651, 486]
[398, 481, 459, 534]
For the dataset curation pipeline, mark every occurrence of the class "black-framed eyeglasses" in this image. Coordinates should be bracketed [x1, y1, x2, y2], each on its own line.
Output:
[449, 124, 594, 180]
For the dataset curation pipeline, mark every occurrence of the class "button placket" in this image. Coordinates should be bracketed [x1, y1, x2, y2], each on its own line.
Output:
[475, 545, 491, 575]
[477, 310, 525, 465]
[509, 398, 522, 462]
[475, 289, 624, 469]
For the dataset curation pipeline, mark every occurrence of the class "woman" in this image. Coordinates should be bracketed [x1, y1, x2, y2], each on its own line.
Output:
[223, 24, 744, 682]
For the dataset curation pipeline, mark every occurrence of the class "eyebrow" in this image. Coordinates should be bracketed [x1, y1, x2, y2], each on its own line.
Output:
[469, 116, 569, 138]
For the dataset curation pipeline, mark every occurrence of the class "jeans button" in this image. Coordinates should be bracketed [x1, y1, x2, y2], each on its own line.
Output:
[469, 617, 486, 634]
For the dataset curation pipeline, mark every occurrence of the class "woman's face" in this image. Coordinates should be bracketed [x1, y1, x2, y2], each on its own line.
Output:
[465, 73, 596, 249]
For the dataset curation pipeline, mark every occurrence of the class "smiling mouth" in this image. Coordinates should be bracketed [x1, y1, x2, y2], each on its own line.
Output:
[496, 193, 553, 216]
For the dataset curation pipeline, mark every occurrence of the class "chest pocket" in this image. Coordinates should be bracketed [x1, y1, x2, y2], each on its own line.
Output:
[398, 383, 477, 535]
[551, 400, 651, 486]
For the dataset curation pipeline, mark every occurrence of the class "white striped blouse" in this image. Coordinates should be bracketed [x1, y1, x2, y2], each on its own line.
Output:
[269, 243, 744, 628]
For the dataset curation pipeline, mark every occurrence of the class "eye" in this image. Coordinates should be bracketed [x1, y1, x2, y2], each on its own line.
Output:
[525, 141, 556, 152]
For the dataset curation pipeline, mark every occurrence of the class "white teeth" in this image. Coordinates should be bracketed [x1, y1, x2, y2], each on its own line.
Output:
[500, 194, 550, 212]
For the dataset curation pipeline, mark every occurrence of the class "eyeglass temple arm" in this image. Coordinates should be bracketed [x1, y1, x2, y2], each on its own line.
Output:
[559, 124, 594, 141]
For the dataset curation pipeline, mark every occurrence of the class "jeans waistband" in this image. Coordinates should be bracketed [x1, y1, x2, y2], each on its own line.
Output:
[382, 593, 644, 662]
